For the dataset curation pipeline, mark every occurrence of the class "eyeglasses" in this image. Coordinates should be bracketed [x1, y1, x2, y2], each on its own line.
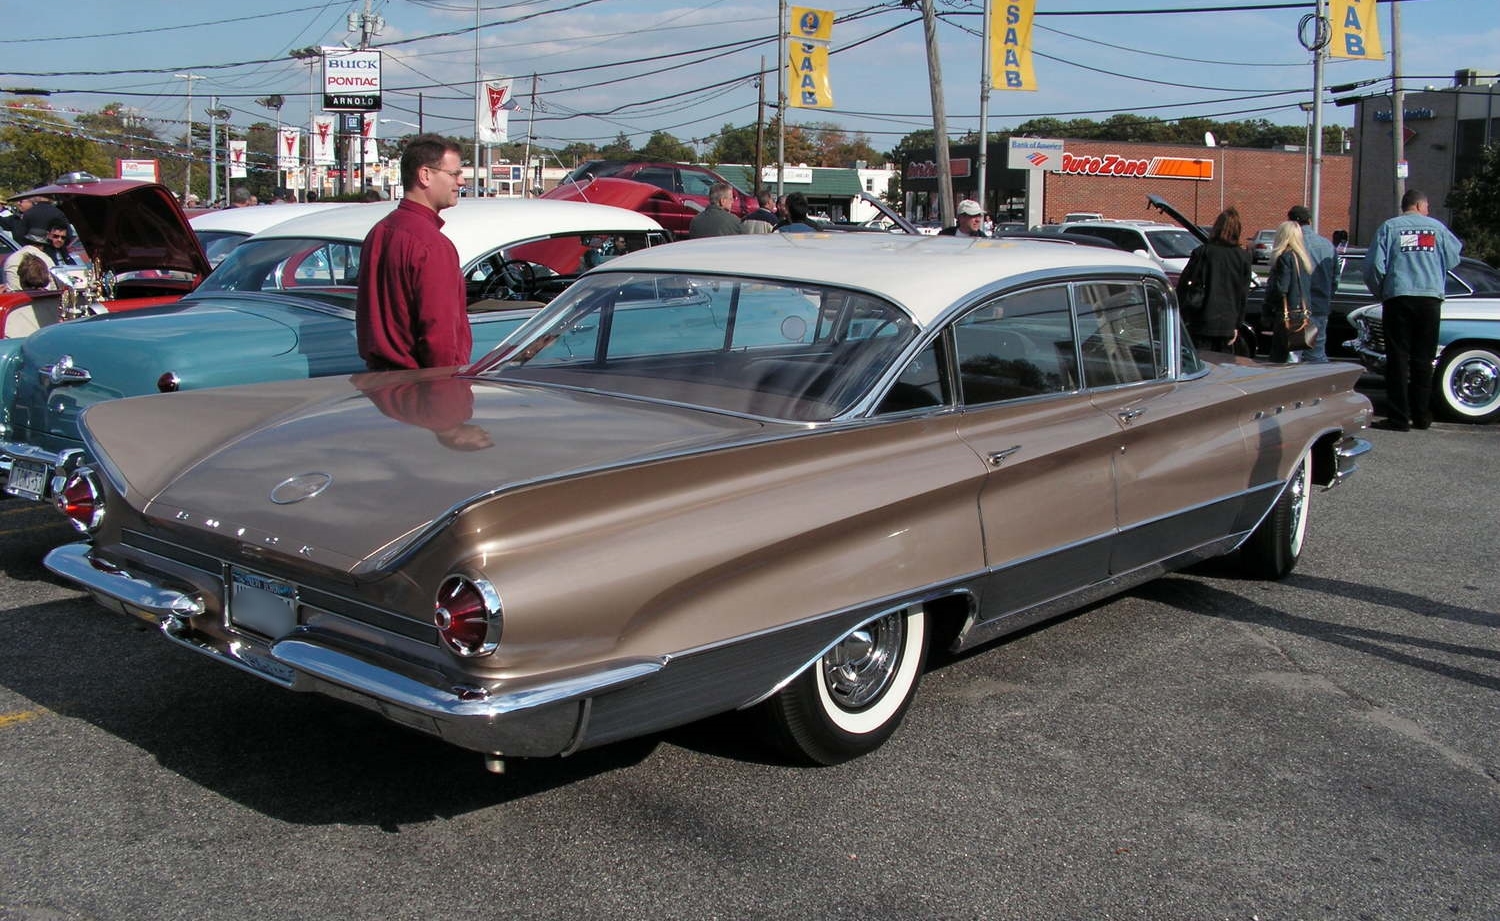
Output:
[426, 166, 465, 180]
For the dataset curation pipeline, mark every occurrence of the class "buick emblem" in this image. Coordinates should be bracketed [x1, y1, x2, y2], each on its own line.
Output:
[270, 472, 333, 505]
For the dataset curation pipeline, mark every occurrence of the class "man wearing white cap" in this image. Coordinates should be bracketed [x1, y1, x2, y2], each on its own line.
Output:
[939, 199, 989, 238]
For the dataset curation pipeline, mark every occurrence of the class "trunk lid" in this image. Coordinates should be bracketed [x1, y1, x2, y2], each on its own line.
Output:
[83, 371, 772, 572]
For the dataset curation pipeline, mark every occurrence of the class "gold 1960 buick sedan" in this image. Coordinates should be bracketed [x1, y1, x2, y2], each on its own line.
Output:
[45, 232, 1372, 769]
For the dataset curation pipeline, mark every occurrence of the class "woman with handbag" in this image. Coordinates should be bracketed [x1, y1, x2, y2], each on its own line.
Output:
[1176, 207, 1252, 354]
[1262, 220, 1315, 363]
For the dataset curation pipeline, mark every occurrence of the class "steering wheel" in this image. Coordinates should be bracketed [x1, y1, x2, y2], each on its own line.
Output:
[480, 259, 538, 301]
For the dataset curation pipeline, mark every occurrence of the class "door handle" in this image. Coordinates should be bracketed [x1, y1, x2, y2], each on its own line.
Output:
[1118, 407, 1147, 423]
[987, 445, 1022, 466]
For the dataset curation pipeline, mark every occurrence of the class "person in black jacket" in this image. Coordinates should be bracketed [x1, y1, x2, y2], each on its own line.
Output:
[1177, 206, 1252, 353]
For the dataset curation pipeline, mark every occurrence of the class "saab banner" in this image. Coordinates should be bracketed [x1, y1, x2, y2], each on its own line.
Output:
[228, 140, 248, 179]
[1329, 0, 1383, 61]
[312, 115, 337, 165]
[361, 113, 380, 164]
[788, 7, 834, 109]
[990, 0, 1037, 91]
[477, 75, 518, 144]
[278, 127, 301, 169]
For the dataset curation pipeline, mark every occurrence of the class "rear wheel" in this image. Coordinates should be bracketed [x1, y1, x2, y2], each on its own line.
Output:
[1435, 345, 1500, 423]
[1240, 452, 1311, 580]
[761, 605, 928, 765]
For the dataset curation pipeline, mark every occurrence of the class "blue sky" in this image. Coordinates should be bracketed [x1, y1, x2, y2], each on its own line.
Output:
[0, 0, 1492, 154]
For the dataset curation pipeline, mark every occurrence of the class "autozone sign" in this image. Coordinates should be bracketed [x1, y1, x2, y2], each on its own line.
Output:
[1055, 153, 1212, 181]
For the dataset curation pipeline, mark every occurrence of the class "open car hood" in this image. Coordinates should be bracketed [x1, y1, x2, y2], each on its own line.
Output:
[15, 178, 212, 279]
[1145, 194, 1208, 244]
[541, 177, 697, 227]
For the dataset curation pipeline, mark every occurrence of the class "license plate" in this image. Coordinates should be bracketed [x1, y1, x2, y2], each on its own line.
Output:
[6, 458, 52, 501]
[228, 568, 298, 638]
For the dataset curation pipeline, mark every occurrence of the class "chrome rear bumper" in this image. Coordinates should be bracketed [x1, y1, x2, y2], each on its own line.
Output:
[44, 542, 664, 757]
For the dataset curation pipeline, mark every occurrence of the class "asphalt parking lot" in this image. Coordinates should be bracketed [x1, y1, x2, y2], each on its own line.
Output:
[0, 382, 1496, 921]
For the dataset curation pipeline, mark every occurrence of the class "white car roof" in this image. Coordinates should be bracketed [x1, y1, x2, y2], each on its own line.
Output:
[189, 203, 355, 235]
[592, 232, 1162, 329]
[248, 198, 666, 266]
[1064, 220, 1188, 233]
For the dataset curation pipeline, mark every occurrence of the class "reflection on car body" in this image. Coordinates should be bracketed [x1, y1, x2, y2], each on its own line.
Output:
[0, 199, 669, 506]
[46, 233, 1372, 772]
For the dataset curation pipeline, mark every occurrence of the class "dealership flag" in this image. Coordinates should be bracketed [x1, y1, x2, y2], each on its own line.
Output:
[228, 140, 248, 179]
[277, 127, 301, 169]
[989, 0, 1037, 90]
[312, 115, 336, 165]
[1329, 0, 1383, 60]
[361, 113, 380, 164]
[477, 75, 519, 144]
[787, 7, 834, 109]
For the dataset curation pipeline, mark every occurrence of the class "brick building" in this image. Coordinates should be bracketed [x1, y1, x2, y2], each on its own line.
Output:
[901, 137, 1352, 240]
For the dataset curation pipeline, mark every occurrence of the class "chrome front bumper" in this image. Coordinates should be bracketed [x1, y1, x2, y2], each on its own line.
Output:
[44, 542, 665, 757]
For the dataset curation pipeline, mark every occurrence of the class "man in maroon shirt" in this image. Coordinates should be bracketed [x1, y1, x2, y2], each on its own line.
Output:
[356, 134, 472, 370]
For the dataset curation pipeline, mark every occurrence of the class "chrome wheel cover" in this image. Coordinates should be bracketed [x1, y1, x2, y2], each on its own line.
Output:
[1447, 351, 1500, 413]
[1288, 458, 1310, 559]
[821, 611, 905, 711]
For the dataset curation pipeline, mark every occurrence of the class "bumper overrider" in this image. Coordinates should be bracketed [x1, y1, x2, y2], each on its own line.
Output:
[43, 542, 665, 758]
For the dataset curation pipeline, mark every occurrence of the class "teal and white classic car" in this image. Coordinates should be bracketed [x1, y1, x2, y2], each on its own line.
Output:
[0, 198, 669, 503]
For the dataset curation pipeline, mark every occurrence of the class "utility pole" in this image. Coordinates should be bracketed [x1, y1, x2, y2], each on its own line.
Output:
[919, 0, 953, 226]
[349, 0, 383, 195]
[208, 99, 219, 203]
[174, 73, 203, 201]
[523, 73, 538, 198]
[1308, 0, 1328, 231]
[1390, 0, 1405, 209]
[776, 0, 786, 200]
[473, 0, 483, 197]
[756, 56, 766, 194]
[976, 0, 990, 216]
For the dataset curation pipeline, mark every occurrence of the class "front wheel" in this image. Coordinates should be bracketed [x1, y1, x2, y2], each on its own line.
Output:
[760, 605, 928, 765]
[1435, 345, 1500, 423]
[1240, 452, 1311, 580]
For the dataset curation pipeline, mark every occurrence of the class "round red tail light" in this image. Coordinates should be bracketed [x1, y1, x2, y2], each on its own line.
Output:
[434, 574, 501, 657]
[55, 468, 105, 533]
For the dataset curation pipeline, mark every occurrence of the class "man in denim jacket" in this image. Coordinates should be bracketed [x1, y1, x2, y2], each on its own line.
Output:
[1363, 189, 1462, 431]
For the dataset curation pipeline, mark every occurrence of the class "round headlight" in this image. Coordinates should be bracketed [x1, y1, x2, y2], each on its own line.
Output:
[434, 574, 502, 657]
[55, 467, 105, 533]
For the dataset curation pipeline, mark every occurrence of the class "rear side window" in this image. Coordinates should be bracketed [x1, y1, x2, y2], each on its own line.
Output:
[1074, 281, 1163, 387]
[953, 284, 1078, 405]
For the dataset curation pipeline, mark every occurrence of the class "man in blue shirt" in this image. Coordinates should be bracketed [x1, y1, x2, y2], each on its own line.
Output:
[1288, 205, 1335, 362]
[1363, 189, 1463, 431]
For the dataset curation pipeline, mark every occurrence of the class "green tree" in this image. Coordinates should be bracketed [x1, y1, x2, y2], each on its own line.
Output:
[0, 100, 113, 195]
[707, 122, 762, 166]
[600, 132, 634, 160]
[557, 141, 600, 167]
[638, 131, 694, 161]
[1449, 143, 1500, 267]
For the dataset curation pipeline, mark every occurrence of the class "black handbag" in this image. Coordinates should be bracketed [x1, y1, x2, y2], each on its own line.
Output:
[1177, 250, 1206, 313]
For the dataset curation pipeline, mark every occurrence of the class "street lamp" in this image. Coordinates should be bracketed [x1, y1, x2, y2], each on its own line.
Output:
[173, 73, 203, 201]
[258, 95, 286, 192]
[1204, 131, 1225, 212]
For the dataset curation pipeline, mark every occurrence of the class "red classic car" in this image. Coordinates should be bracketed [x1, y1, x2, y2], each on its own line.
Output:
[0, 175, 210, 338]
